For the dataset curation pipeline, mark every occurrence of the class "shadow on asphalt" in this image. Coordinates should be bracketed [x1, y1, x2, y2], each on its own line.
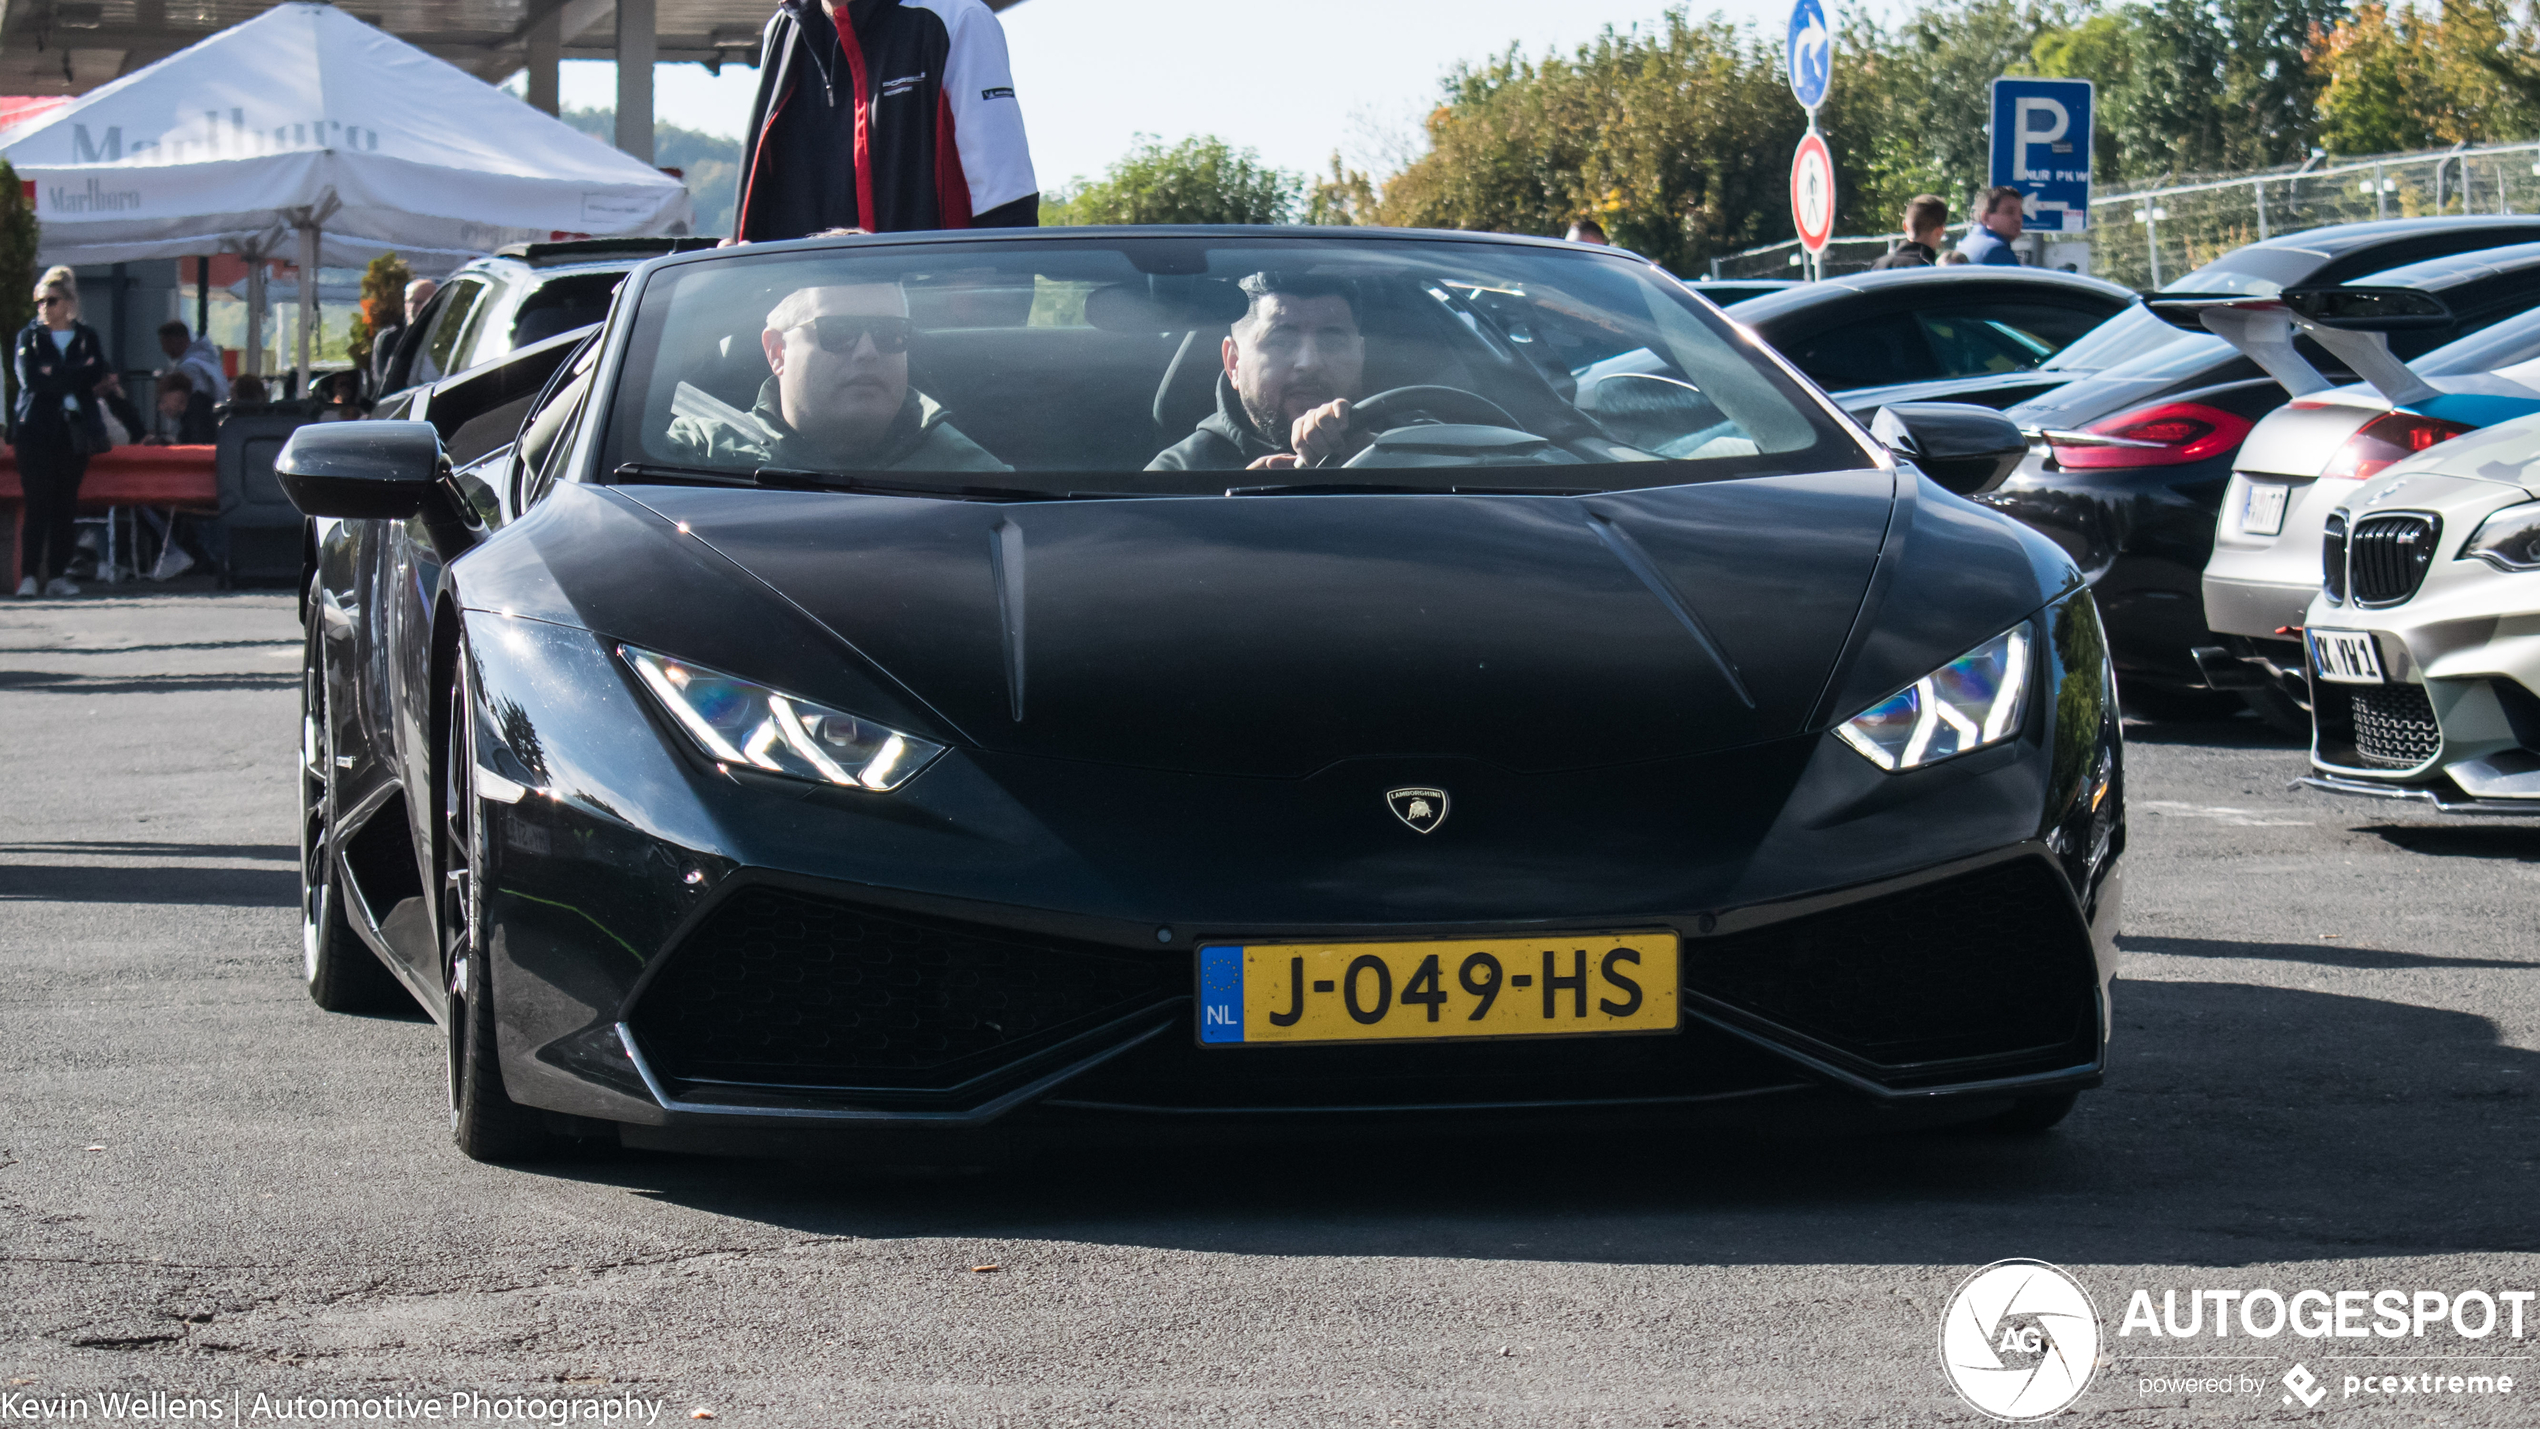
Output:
[2118, 713, 2305, 750]
[2125, 933, 2539, 971]
[2367, 824, 2540, 861]
[519, 980, 2540, 1268]
[0, 862, 295, 905]
[0, 670, 295, 695]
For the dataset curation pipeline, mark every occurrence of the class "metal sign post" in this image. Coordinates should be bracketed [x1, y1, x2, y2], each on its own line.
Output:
[1787, 0, 1833, 278]
[1988, 76, 2094, 255]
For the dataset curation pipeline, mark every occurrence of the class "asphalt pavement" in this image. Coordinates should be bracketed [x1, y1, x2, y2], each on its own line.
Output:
[5, 592, 2540, 1427]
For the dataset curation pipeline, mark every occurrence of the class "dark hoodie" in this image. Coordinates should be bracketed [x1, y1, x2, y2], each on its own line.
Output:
[734, 0, 1039, 241]
[1145, 374, 1288, 470]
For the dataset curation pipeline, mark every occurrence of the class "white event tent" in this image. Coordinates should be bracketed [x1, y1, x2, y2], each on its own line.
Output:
[0, 1, 693, 389]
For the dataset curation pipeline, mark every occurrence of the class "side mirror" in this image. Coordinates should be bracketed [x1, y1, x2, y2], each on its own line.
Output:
[275, 421, 447, 520]
[1871, 402, 2028, 496]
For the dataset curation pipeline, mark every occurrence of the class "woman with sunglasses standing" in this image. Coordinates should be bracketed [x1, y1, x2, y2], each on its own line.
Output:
[13, 266, 112, 597]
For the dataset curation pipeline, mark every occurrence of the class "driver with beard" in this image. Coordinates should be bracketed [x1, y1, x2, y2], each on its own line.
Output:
[665, 281, 1007, 472]
[1149, 272, 1370, 471]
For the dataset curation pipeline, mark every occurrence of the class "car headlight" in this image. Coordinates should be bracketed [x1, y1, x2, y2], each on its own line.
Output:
[2462, 501, 2540, 571]
[620, 645, 944, 791]
[1834, 625, 2032, 772]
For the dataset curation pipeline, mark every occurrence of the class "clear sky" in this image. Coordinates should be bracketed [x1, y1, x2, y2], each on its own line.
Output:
[548, 0, 1793, 187]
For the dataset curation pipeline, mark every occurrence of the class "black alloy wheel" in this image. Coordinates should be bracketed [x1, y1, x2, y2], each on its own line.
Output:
[301, 592, 402, 1012]
[440, 642, 557, 1162]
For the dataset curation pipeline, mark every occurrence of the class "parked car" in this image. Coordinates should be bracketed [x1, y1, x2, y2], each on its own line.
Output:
[2295, 409, 2540, 812]
[1723, 266, 2136, 412]
[2196, 261, 2540, 726]
[373, 236, 718, 408]
[1990, 216, 2540, 713]
[278, 225, 2122, 1161]
[1687, 278, 1799, 305]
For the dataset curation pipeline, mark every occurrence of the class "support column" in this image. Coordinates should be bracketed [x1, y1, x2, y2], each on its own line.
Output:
[526, 6, 562, 116]
[296, 224, 318, 400]
[243, 258, 266, 378]
[615, 0, 655, 164]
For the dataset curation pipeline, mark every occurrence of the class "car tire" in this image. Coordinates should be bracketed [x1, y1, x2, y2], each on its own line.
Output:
[2239, 683, 2311, 739]
[1985, 1089, 2081, 1134]
[440, 644, 558, 1163]
[300, 598, 404, 1014]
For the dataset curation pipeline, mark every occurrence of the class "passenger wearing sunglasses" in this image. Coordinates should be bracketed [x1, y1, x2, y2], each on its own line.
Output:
[666, 281, 1005, 472]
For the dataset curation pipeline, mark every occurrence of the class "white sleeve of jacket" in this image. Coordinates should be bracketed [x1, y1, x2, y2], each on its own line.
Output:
[916, 0, 1038, 216]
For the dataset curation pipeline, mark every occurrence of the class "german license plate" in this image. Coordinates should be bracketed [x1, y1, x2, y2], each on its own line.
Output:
[2240, 480, 2289, 536]
[2310, 628, 2385, 684]
[1196, 933, 1679, 1047]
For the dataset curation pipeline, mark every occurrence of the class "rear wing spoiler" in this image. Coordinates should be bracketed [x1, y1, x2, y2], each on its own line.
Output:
[2141, 288, 2446, 408]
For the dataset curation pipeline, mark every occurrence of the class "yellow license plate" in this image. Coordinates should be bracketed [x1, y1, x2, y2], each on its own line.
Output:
[1195, 933, 1679, 1047]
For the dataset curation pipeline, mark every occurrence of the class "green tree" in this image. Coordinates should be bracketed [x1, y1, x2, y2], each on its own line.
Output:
[0, 160, 37, 412]
[2317, 0, 2540, 154]
[1046, 135, 1301, 225]
[1373, 14, 1802, 274]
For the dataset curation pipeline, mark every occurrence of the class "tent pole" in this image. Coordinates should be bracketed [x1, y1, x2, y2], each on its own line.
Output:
[296, 223, 317, 400]
[244, 257, 265, 379]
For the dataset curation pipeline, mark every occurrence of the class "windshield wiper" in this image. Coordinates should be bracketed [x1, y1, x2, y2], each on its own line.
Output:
[1226, 482, 1599, 497]
[616, 462, 1119, 503]
[613, 462, 756, 487]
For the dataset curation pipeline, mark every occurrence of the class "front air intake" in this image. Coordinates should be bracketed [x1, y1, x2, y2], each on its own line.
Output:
[2322, 511, 2349, 603]
[628, 886, 1182, 1094]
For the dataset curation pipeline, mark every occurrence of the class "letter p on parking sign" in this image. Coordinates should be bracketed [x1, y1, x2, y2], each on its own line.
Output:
[1989, 77, 2093, 234]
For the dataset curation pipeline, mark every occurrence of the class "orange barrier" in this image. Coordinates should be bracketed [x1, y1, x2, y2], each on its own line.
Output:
[0, 444, 219, 587]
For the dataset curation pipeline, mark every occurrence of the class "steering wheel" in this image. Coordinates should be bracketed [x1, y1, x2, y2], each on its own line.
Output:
[1312, 385, 1523, 467]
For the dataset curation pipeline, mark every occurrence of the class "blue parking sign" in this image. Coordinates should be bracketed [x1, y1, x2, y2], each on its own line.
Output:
[1988, 77, 2093, 234]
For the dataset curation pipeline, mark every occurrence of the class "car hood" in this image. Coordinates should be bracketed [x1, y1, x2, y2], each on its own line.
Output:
[619, 473, 1898, 778]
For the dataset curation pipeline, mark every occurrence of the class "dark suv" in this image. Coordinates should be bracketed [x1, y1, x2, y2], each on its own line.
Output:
[374, 237, 717, 412]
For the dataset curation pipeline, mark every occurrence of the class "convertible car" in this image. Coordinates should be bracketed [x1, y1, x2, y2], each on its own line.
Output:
[283, 227, 2126, 1162]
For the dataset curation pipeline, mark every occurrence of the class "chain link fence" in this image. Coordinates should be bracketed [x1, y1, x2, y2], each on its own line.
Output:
[1709, 141, 2540, 290]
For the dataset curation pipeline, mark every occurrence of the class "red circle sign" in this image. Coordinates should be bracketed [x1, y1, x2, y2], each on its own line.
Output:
[1790, 132, 1836, 253]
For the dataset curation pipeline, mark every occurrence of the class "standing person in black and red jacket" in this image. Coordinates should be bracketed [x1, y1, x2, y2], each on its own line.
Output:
[733, 0, 1039, 241]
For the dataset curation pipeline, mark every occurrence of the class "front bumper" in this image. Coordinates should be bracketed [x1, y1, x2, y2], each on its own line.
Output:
[459, 596, 2125, 1142]
[2298, 475, 2540, 812]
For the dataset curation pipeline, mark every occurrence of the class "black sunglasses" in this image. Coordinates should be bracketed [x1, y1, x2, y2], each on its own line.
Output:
[798, 314, 915, 355]
[34, 294, 69, 307]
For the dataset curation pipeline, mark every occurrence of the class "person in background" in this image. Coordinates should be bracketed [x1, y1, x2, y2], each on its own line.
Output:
[157, 319, 228, 409]
[1957, 187, 2027, 266]
[732, 0, 1039, 241]
[226, 373, 270, 408]
[1938, 250, 1972, 266]
[12, 267, 111, 597]
[1566, 218, 1610, 245]
[1872, 195, 1950, 270]
[369, 278, 437, 392]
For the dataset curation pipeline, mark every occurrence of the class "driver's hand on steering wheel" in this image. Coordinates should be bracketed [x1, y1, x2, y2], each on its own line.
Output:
[1290, 398, 1355, 466]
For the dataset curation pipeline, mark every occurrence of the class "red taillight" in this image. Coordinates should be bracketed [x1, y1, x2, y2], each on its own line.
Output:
[2322, 409, 2475, 482]
[2050, 401, 2256, 469]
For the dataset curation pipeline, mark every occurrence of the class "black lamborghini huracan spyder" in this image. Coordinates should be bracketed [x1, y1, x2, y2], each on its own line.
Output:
[282, 227, 2125, 1161]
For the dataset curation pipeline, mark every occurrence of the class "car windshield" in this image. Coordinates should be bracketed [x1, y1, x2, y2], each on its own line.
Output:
[598, 235, 1873, 491]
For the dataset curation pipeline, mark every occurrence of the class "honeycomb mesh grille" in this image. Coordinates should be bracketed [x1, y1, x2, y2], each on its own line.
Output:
[630, 887, 1181, 1090]
[1683, 859, 2097, 1078]
[2349, 684, 2442, 769]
